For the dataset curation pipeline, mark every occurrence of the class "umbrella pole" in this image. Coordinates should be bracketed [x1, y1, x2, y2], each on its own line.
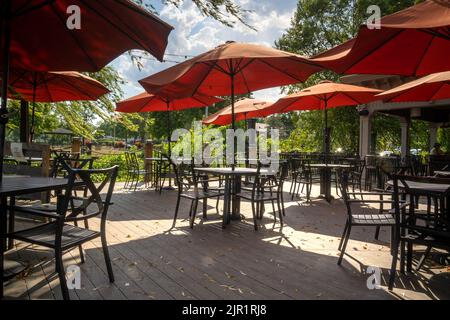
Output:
[230, 73, 236, 167]
[29, 74, 37, 143]
[166, 101, 171, 159]
[0, 0, 12, 183]
[323, 99, 330, 156]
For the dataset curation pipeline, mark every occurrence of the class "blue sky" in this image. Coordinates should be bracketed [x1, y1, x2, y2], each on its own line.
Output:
[111, 0, 298, 102]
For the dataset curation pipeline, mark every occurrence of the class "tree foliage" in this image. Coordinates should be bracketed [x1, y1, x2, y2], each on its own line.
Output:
[274, 0, 421, 154]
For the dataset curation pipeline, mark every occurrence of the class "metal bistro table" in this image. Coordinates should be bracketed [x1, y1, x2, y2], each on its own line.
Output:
[434, 171, 450, 177]
[308, 163, 353, 202]
[0, 176, 84, 299]
[386, 179, 450, 218]
[193, 167, 275, 228]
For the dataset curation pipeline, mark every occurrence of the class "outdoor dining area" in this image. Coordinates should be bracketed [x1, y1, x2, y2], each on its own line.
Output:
[0, 0, 450, 301]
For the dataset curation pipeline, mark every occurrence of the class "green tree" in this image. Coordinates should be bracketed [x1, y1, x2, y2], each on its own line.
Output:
[274, 0, 419, 154]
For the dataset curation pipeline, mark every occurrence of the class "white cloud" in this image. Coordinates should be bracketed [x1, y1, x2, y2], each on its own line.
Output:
[111, 0, 298, 100]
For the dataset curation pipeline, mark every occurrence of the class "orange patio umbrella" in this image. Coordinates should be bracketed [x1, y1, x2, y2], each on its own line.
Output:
[139, 41, 322, 131]
[312, 0, 450, 76]
[0, 0, 173, 182]
[116, 92, 221, 156]
[2, 70, 109, 142]
[262, 81, 382, 153]
[203, 98, 272, 126]
[376, 71, 450, 103]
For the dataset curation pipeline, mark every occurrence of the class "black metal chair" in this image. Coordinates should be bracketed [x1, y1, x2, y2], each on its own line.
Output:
[388, 174, 450, 290]
[8, 166, 119, 300]
[124, 152, 149, 191]
[336, 169, 399, 266]
[171, 160, 225, 229]
[237, 162, 288, 230]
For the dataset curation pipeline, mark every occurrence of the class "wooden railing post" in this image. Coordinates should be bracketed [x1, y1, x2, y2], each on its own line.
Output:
[71, 137, 81, 155]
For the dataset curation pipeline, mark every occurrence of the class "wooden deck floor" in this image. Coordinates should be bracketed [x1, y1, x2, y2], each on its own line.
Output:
[3, 181, 449, 300]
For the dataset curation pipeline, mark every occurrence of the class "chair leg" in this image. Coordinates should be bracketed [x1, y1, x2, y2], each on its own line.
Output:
[280, 191, 286, 217]
[190, 199, 198, 229]
[416, 246, 432, 271]
[251, 200, 258, 231]
[337, 224, 352, 265]
[406, 242, 413, 273]
[7, 200, 15, 250]
[276, 197, 283, 226]
[338, 220, 349, 251]
[374, 226, 381, 240]
[55, 249, 70, 300]
[101, 231, 115, 283]
[172, 194, 181, 228]
[216, 197, 220, 214]
[388, 238, 399, 291]
[73, 221, 85, 264]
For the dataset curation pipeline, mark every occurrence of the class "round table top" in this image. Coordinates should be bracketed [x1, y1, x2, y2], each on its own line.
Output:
[386, 179, 450, 194]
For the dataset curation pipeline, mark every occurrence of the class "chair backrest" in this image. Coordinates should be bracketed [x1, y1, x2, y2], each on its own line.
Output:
[56, 166, 119, 238]
[171, 158, 195, 193]
[336, 169, 353, 215]
[51, 153, 92, 178]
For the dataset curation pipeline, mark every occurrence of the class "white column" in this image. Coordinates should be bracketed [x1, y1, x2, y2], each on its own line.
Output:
[399, 117, 410, 160]
[359, 112, 372, 159]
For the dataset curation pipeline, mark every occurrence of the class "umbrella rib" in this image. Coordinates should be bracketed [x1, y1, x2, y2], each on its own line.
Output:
[13, 0, 56, 17]
[55, 75, 103, 101]
[258, 60, 305, 83]
[190, 61, 220, 97]
[340, 29, 403, 74]
[339, 92, 364, 106]
[87, 0, 164, 59]
[48, 3, 99, 70]
[429, 83, 446, 101]
[412, 34, 435, 76]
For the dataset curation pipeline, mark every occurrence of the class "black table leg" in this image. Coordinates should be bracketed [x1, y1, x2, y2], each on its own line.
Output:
[222, 176, 231, 228]
[231, 176, 242, 221]
[319, 168, 333, 202]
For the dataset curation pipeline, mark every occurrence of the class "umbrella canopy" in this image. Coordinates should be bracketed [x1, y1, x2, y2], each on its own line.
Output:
[4, 0, 174, 71]
[116, 92, 222, 156]
[262, 81, 382, 153]
[376, 71, 450, 102]
[0, 0, 173, 181]
[5, 70, 109, 102]
[312, 0, 450, 76]
[116, 92, 221, 113]
[203, 98, 272, 126]
[139, 41, 322, 132]
[2, 70, 109, 142]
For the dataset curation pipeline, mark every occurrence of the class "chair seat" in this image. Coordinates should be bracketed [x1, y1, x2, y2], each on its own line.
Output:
[11, 223, 99, 249]
[181, 189, 224, 200]
[351, 213, 395, 225]
[237, 191, 278, 202]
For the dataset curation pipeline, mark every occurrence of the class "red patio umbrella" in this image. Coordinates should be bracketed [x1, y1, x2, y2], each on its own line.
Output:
[4, 0, 174, 71]
[262, 81, 382, 153]
[312, 0, 450, 76]
[116, 92, 222, 156]
[0, 0, 173, 181]
[2, 70, 109, 141]
[376, 71, 450, 102]
[139, 41, 322, 131]
[203, 98, 272, 126]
